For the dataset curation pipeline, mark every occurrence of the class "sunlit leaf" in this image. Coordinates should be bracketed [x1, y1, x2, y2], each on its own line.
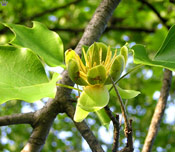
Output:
[154, 25, 175, 62]
[132, 25, 175, 71]
[132, 45, 175, 71]
[4, 21, 64, 67]
[0, 46, 60, 104]
[109, 85, 140, 99]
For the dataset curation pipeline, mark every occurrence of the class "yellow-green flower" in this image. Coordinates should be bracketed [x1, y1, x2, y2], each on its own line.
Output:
[65, 42, 128, 122]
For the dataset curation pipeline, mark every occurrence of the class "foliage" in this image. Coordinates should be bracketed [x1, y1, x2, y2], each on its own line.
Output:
[0, 46, 59, 103]
[132, 25, 175, 71]
[0, 0, 175, 152]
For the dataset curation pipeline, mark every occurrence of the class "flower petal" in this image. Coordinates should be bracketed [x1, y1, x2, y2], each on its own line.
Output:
[120, 46, 128, 66]
[87, 42, 108, 66]
[67, 59, 88, 85]
[87, 65, 106, 85]
[74, 104, 89, 122]
[78, 86, 109, 112]
[65, 49, 77, 66]
[105, 55, 125, 84]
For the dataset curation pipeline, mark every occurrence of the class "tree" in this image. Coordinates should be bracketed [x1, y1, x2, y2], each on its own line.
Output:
[0, 0, 175, 152]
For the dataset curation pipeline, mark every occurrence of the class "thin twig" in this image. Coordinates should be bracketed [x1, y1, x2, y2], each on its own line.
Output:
[110, 75, 130, 130]
[104, 106, 120, 152]
[52, 26, 155, 34]
[126, 119, 133, 151]
[113, 114, 120, 152]
[140, 0, 170, 28]
[22, 0, 82, 22]
[110, 75, 133, 151]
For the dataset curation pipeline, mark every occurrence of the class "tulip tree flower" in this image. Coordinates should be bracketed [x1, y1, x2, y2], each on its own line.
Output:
[65, 42, 128, 122]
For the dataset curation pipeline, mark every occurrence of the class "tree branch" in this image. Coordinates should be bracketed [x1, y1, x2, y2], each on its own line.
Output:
[21, 96, 65, 152]
[140, 1, 172, 152]
[0, 0, 82, 34]
[75, 0, 121, 55]
[142, 69, 172, 152]
[0, 112, 34, 126]
[65, 102, 105, 152]
[140, 0, 170, 28]
[22, 0, 82, 22]
[21, 0, 121, 152]
[52, 26, 155, 34]
[106, 26, 155, 33]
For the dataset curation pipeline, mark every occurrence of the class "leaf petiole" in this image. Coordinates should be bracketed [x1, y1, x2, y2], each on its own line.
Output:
[56, 83, 83, 92]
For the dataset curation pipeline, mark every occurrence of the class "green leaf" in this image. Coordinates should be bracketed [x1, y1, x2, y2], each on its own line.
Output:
[154, 25, 175, 62]
[109, 85, 140, 99]
[132, 25, 175, 71]
[0, 46, 60, 104]
[4, 21, 64, 67]
[132, 45, 175, 71]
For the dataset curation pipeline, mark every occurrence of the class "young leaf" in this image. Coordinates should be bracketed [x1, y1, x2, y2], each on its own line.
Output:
[132, 25, 175, 71]
[154, 25, 175, 62]
[132, 45, 175, 71]
[3, 21, 64, 67]
[0, 46, 60, 104]
[109, 85, 140, 99]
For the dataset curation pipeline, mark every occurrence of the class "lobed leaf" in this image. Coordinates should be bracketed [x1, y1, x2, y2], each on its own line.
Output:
[132, 45, 175, 71]
[154, 25, 175, 63]
[0, 46, 60, 104]
[4, 21, 64, 67]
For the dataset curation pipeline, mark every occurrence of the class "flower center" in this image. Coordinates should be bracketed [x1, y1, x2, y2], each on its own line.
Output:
[76, 46, 118, 85]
